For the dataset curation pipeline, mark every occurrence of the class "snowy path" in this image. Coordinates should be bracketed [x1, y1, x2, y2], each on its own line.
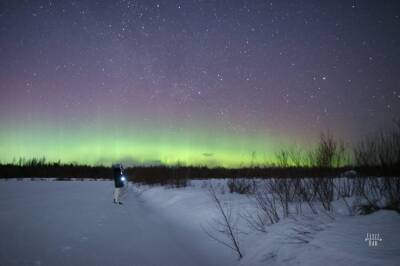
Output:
[0, 181, 236, 266]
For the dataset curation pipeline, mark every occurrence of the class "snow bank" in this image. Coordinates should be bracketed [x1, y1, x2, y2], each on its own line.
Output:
[139, 179, 400, 266]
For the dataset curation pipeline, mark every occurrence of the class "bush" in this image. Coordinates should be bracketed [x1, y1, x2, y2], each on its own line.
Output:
[227, 178, 254, 194]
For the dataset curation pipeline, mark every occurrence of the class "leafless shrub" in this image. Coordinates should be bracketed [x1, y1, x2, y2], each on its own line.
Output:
[355, 177, 400, 214]
[241, 208, 268, 233]
[227, 178, 254, 194]
[253, 180, 280, 225]
[288, 146, 305, 167]
[309, 132, 347, 168]
[354, 119, 400, 170]
[205, 184, 243, 259]
[269, 178, 293, 217]
[333, 177, 357, 215]
[276, 146, 306, 167]
[248, 177, 323, 231]
[313, 178, 334, 211]
[335, 177, 356, 198]
[295, 178, 318, 214]
[354, 137, 378, 167]
[383, 177, 400, 210]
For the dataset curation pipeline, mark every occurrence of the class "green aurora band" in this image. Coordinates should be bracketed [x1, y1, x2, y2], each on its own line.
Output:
[0, 120, 300, 167]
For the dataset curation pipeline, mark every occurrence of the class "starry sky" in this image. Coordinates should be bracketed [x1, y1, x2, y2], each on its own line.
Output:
[0, 0, 399, 167]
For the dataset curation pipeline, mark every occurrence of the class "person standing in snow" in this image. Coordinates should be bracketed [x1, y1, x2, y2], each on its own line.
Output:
[112, 164, 125, 205]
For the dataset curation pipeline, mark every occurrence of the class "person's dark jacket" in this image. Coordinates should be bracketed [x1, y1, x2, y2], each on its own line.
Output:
[113, 165, 125, 188]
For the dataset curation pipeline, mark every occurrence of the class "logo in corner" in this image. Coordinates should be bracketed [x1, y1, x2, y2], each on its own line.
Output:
[365, 233, 382, 247]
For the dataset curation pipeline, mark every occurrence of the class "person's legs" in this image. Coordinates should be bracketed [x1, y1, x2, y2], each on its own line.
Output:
[113, 187, 120, 203]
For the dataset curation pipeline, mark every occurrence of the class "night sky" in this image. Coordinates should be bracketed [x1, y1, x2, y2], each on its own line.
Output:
[1, 1, 399, 167]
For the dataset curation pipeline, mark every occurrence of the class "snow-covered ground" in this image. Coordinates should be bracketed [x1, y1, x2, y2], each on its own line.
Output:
[0, 180, 236, 266]
[0, 179, 399, 266]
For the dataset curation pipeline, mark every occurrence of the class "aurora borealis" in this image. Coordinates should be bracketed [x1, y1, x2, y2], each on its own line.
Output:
[0, 1, 399, 167]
